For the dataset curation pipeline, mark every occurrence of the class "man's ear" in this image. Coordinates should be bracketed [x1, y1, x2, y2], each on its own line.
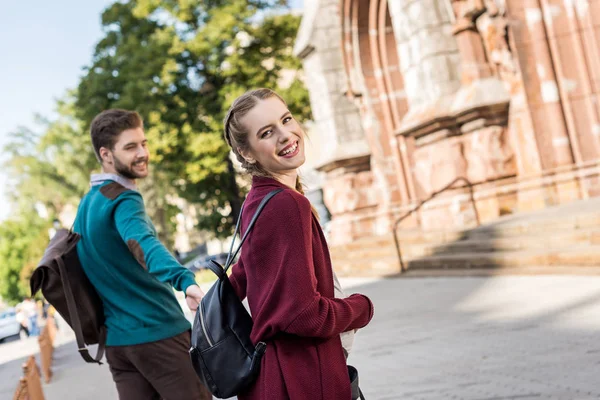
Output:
[99, 147, 113, 164]
[238, 147, 256, 164]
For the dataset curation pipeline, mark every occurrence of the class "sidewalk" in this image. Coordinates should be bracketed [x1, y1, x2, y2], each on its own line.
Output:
[4, 275, 600, 399]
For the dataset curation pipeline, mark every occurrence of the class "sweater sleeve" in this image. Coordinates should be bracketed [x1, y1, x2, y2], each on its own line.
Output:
[249, 192, 373, 340]
[113, 191, 197, 293]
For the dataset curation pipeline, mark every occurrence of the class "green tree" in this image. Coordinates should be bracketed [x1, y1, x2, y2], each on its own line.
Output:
[76, 0, 311, 238]
[0, 211, 50, 304]
[4, 96, 95, 218]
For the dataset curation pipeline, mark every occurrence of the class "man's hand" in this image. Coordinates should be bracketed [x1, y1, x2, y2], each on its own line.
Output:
[185, 284, 205, 312]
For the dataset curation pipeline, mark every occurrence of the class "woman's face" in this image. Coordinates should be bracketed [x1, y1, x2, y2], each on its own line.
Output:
[239, 96, 306, 175]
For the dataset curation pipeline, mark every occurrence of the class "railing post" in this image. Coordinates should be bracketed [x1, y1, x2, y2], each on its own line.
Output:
[393, 220, 406, 272]
[392, 177, 480, 272]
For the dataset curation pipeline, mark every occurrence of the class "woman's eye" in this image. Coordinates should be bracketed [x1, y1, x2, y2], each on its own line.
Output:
[261, 130, 272, 139]
[283, 116, 292, 124]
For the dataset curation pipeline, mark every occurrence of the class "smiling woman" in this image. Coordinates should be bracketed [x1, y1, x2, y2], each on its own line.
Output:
[237, 97, 305, 188]
[218, 89, 374, 400]
[224, 89, 307, 190]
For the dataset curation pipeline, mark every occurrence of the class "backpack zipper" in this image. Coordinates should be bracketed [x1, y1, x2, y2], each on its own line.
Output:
[199, 302, 214, 347]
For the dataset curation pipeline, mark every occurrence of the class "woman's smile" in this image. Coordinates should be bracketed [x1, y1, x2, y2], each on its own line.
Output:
[278, 140, 299, 158]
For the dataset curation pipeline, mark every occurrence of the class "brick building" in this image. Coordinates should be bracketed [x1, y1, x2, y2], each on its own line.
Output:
[295, 0, 600, 272]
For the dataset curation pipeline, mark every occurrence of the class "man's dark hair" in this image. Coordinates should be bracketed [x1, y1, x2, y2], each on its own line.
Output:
[90, 109, 143, 162]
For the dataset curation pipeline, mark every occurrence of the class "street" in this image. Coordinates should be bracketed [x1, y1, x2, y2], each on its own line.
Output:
[2, 275, 600, 399]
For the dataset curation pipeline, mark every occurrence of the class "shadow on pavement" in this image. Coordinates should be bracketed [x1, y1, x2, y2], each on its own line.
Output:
[346, 274, 600, 400]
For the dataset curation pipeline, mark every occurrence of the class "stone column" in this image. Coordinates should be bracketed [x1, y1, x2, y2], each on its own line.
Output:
[388, 0, 462, 120]
[451, 0, 494, 82]
[521, 0, 574, 169]
[295, 0, 370, 172]
[295, 0, 377, 244]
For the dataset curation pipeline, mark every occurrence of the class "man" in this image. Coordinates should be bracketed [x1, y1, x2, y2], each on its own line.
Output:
[73, 109, 212, 400]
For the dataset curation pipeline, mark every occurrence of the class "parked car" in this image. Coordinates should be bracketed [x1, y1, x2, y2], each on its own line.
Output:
[0, 308, 27, 342]
[184, 253, 231, 272]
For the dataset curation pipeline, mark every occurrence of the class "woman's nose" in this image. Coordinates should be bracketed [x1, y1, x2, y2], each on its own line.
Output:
[278, 128, 293, 143]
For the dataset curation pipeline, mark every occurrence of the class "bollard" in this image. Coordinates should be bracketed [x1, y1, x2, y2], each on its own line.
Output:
[37, 328, 53, 384]
[22, 356, 45, 400]
[12, 377, 27, 400]
[46, 317, 57, 346]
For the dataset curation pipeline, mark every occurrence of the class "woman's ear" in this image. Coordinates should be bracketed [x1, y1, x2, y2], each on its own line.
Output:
[238, 147, 256, 164]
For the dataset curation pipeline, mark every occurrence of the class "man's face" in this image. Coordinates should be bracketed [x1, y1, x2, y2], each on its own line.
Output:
[102, 127, 150, 179]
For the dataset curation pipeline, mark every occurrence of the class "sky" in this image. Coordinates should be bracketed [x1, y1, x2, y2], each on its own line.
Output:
[0, 0, 305, 222]
[0, 1, 115, 221]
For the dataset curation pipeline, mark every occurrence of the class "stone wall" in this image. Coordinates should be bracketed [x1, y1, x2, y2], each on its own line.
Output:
[295, 0, 383, 245]
[296, 0, 600, 248]
[389, 0, 461, 123]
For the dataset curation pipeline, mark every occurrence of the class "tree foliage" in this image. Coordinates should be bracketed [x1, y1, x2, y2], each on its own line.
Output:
[76, 0, 310, 237]
[4, 97, 95, 217]
[0, 211, 50, 304]
[1, 0, 310, 300]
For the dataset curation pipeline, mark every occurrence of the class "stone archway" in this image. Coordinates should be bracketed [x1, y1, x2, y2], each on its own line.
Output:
[340, 0, 416, 207]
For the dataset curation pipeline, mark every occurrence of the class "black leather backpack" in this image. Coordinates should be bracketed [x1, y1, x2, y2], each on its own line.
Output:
[189, 189, 282, 398]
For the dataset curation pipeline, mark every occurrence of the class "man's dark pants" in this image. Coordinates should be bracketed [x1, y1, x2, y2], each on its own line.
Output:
[106, 331, 212, 400]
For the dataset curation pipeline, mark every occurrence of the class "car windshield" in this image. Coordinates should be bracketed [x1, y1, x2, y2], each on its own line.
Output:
[0, 311, 15, 319]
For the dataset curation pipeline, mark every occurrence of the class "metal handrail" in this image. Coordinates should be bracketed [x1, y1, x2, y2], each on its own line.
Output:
[392, 177, 481, 272]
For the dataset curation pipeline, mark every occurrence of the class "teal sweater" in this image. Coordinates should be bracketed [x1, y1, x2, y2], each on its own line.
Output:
[73, 180, 197, 346]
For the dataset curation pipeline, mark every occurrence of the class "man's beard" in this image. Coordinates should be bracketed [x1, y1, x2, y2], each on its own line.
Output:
[113, 154, 148, 180]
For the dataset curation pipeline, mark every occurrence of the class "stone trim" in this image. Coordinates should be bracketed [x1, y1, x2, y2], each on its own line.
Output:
[331, 160, 600, 230]
[316, 154, 371, 174]
[293, 0, 320, 58]
[296, 44, 316, 59]
[395, 102, 509, 147]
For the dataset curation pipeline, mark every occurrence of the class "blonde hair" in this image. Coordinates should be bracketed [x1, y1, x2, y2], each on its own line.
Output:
[223, 88, 318, 218]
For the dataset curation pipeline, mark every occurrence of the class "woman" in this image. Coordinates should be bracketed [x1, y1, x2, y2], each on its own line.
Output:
[224, 88, 374, 400]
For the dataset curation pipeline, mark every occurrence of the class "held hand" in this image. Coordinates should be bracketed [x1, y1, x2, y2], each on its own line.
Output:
[186, 296, 200, 312]
[185, 284, 205, 312]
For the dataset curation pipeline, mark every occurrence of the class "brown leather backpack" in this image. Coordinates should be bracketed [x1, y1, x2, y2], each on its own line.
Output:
[30, 229, 106, 364]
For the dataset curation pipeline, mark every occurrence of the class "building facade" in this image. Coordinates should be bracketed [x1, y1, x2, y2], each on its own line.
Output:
[295, 0, 600, 249]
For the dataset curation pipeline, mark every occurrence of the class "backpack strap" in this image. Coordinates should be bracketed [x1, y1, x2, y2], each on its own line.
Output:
[55, 256, 105, 364]
[223, 189, 283, 273]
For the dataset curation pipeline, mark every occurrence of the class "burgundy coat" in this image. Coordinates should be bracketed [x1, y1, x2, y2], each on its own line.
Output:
[230, 176, 374, 400]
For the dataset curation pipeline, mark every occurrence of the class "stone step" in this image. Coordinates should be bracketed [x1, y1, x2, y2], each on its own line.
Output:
[464, 210, 600, 240]
[333, 255, 401, 277]
[421, 228, 600, 255]
[335, 211, 600, 255]
[399, 266, 600, 277]
[406, 245, 600, 270]
[332, 243, 600, 276]
[330, 198, 600, 275]
[330, 228, 600, 261]
[330, 232, 442, 254]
